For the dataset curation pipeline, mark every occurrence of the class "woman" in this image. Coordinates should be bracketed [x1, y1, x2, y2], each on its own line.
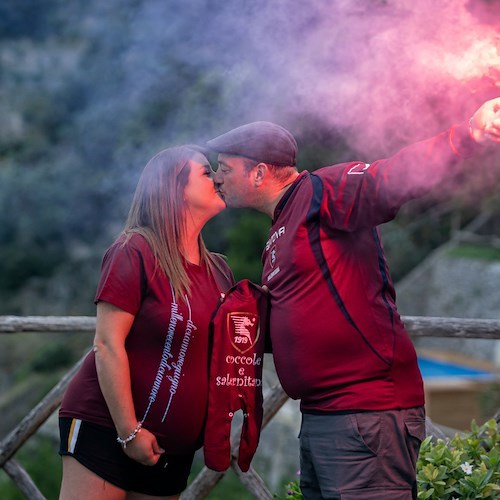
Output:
[58, 146, 234, 499]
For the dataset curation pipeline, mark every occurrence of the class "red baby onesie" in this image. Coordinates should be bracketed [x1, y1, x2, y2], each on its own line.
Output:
[204, 279, 268, 472]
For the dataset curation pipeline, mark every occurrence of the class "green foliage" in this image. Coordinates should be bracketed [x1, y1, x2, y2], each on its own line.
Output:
[28, 342, 74, 372]
[277, 420, 500, 500]
[225, 210, 270, 283]
[274, 477, 304, 499]
[448, 245, 500, 262]
[0, 434, 61, 500]
[417, 419, 500, 499]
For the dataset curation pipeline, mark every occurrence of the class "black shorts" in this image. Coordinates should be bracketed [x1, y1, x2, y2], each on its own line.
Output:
[59, 418, 195, 496]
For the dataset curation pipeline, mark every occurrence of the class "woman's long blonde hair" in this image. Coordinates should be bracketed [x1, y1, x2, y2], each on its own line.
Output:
[122, 145, 227, 299]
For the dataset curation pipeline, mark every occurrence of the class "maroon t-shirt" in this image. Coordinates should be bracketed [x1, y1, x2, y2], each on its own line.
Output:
[263, 123, 478, 413]
[60, 233, 234, 453]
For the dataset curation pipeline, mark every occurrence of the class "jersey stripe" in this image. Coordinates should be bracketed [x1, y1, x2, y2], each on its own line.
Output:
[67, 418, 82, 453]
[372, 227, 395, 328]
[372, 228, 397, 363]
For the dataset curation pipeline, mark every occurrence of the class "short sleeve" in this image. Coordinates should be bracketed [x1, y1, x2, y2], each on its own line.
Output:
[94, 235, 148, 315]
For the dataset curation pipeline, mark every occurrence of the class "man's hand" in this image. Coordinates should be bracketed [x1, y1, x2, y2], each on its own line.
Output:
[469, 97, 500, 144]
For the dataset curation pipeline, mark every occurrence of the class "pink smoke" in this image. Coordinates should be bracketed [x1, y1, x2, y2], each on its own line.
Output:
[271, 0, 500, 157]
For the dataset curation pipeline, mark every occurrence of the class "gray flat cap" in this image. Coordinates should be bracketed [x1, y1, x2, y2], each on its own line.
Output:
[207, 121, 297, 166]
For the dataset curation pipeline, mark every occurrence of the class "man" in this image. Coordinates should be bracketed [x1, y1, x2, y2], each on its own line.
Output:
[207, 98, 500, 499]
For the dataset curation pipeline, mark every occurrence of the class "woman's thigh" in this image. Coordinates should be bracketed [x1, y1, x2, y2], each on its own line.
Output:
[60, 456, 126, 500]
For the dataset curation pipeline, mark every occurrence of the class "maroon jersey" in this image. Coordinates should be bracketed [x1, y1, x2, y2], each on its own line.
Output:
[60, 233, 234, 453]
[262, 122, 477, 413]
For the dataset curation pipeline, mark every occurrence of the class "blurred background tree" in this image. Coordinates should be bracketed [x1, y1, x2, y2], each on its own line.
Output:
[1, 0, 498, 315]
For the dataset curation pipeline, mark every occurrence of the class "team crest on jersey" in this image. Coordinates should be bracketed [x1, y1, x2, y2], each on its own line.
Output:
[227, 312, 260, 354]
[270, 245, 277, 268]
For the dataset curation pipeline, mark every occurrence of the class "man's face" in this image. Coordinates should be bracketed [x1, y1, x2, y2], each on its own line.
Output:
[213, 154, 256, 208]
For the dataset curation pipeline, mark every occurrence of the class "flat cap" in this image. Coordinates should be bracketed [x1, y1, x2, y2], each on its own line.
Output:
[207, 121, 297, 166]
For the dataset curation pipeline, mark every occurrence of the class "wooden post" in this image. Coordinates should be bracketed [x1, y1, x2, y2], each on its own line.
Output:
[0, 316, 95, 333]
[0, 356, 86, 466]
[3, 459, 46, 500]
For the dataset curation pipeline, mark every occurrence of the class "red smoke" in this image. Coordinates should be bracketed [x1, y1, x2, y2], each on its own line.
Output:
[425, 37, 499, 92]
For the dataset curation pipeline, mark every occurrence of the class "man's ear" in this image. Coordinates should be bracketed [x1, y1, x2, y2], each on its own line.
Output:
[253, 162, 267, 187]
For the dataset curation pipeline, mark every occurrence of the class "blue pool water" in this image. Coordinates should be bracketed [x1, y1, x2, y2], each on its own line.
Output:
[418, 356, 498, 380]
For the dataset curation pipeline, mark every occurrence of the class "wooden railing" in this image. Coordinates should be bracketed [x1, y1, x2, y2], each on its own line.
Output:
[1, 315, 500, 499]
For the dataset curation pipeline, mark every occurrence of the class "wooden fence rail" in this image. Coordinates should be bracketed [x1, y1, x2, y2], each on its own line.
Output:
[1, 315, 500, 499]
[3, 314, 500, 339]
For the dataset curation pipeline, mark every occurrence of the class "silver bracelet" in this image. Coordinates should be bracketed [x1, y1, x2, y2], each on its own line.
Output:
[116, 421, 142, 449]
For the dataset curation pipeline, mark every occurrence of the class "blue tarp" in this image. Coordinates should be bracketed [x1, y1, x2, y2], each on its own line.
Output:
[418, 356, 499, 380]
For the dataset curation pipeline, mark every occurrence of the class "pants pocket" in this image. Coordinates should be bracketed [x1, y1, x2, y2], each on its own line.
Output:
[349, 412, 382, 455]
[404, 418, 426, 443]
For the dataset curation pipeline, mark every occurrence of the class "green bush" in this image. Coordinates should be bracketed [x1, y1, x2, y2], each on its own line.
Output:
[275, 419, 500, 500]
[28, 342, 74, 372]
[417, 419, 499, 499]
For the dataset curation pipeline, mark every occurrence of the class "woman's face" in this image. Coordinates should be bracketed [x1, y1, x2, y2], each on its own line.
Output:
[183, 152, 226, 221]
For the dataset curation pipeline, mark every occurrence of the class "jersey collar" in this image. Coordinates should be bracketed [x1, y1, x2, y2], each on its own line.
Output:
[272, 171, 308, 222]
